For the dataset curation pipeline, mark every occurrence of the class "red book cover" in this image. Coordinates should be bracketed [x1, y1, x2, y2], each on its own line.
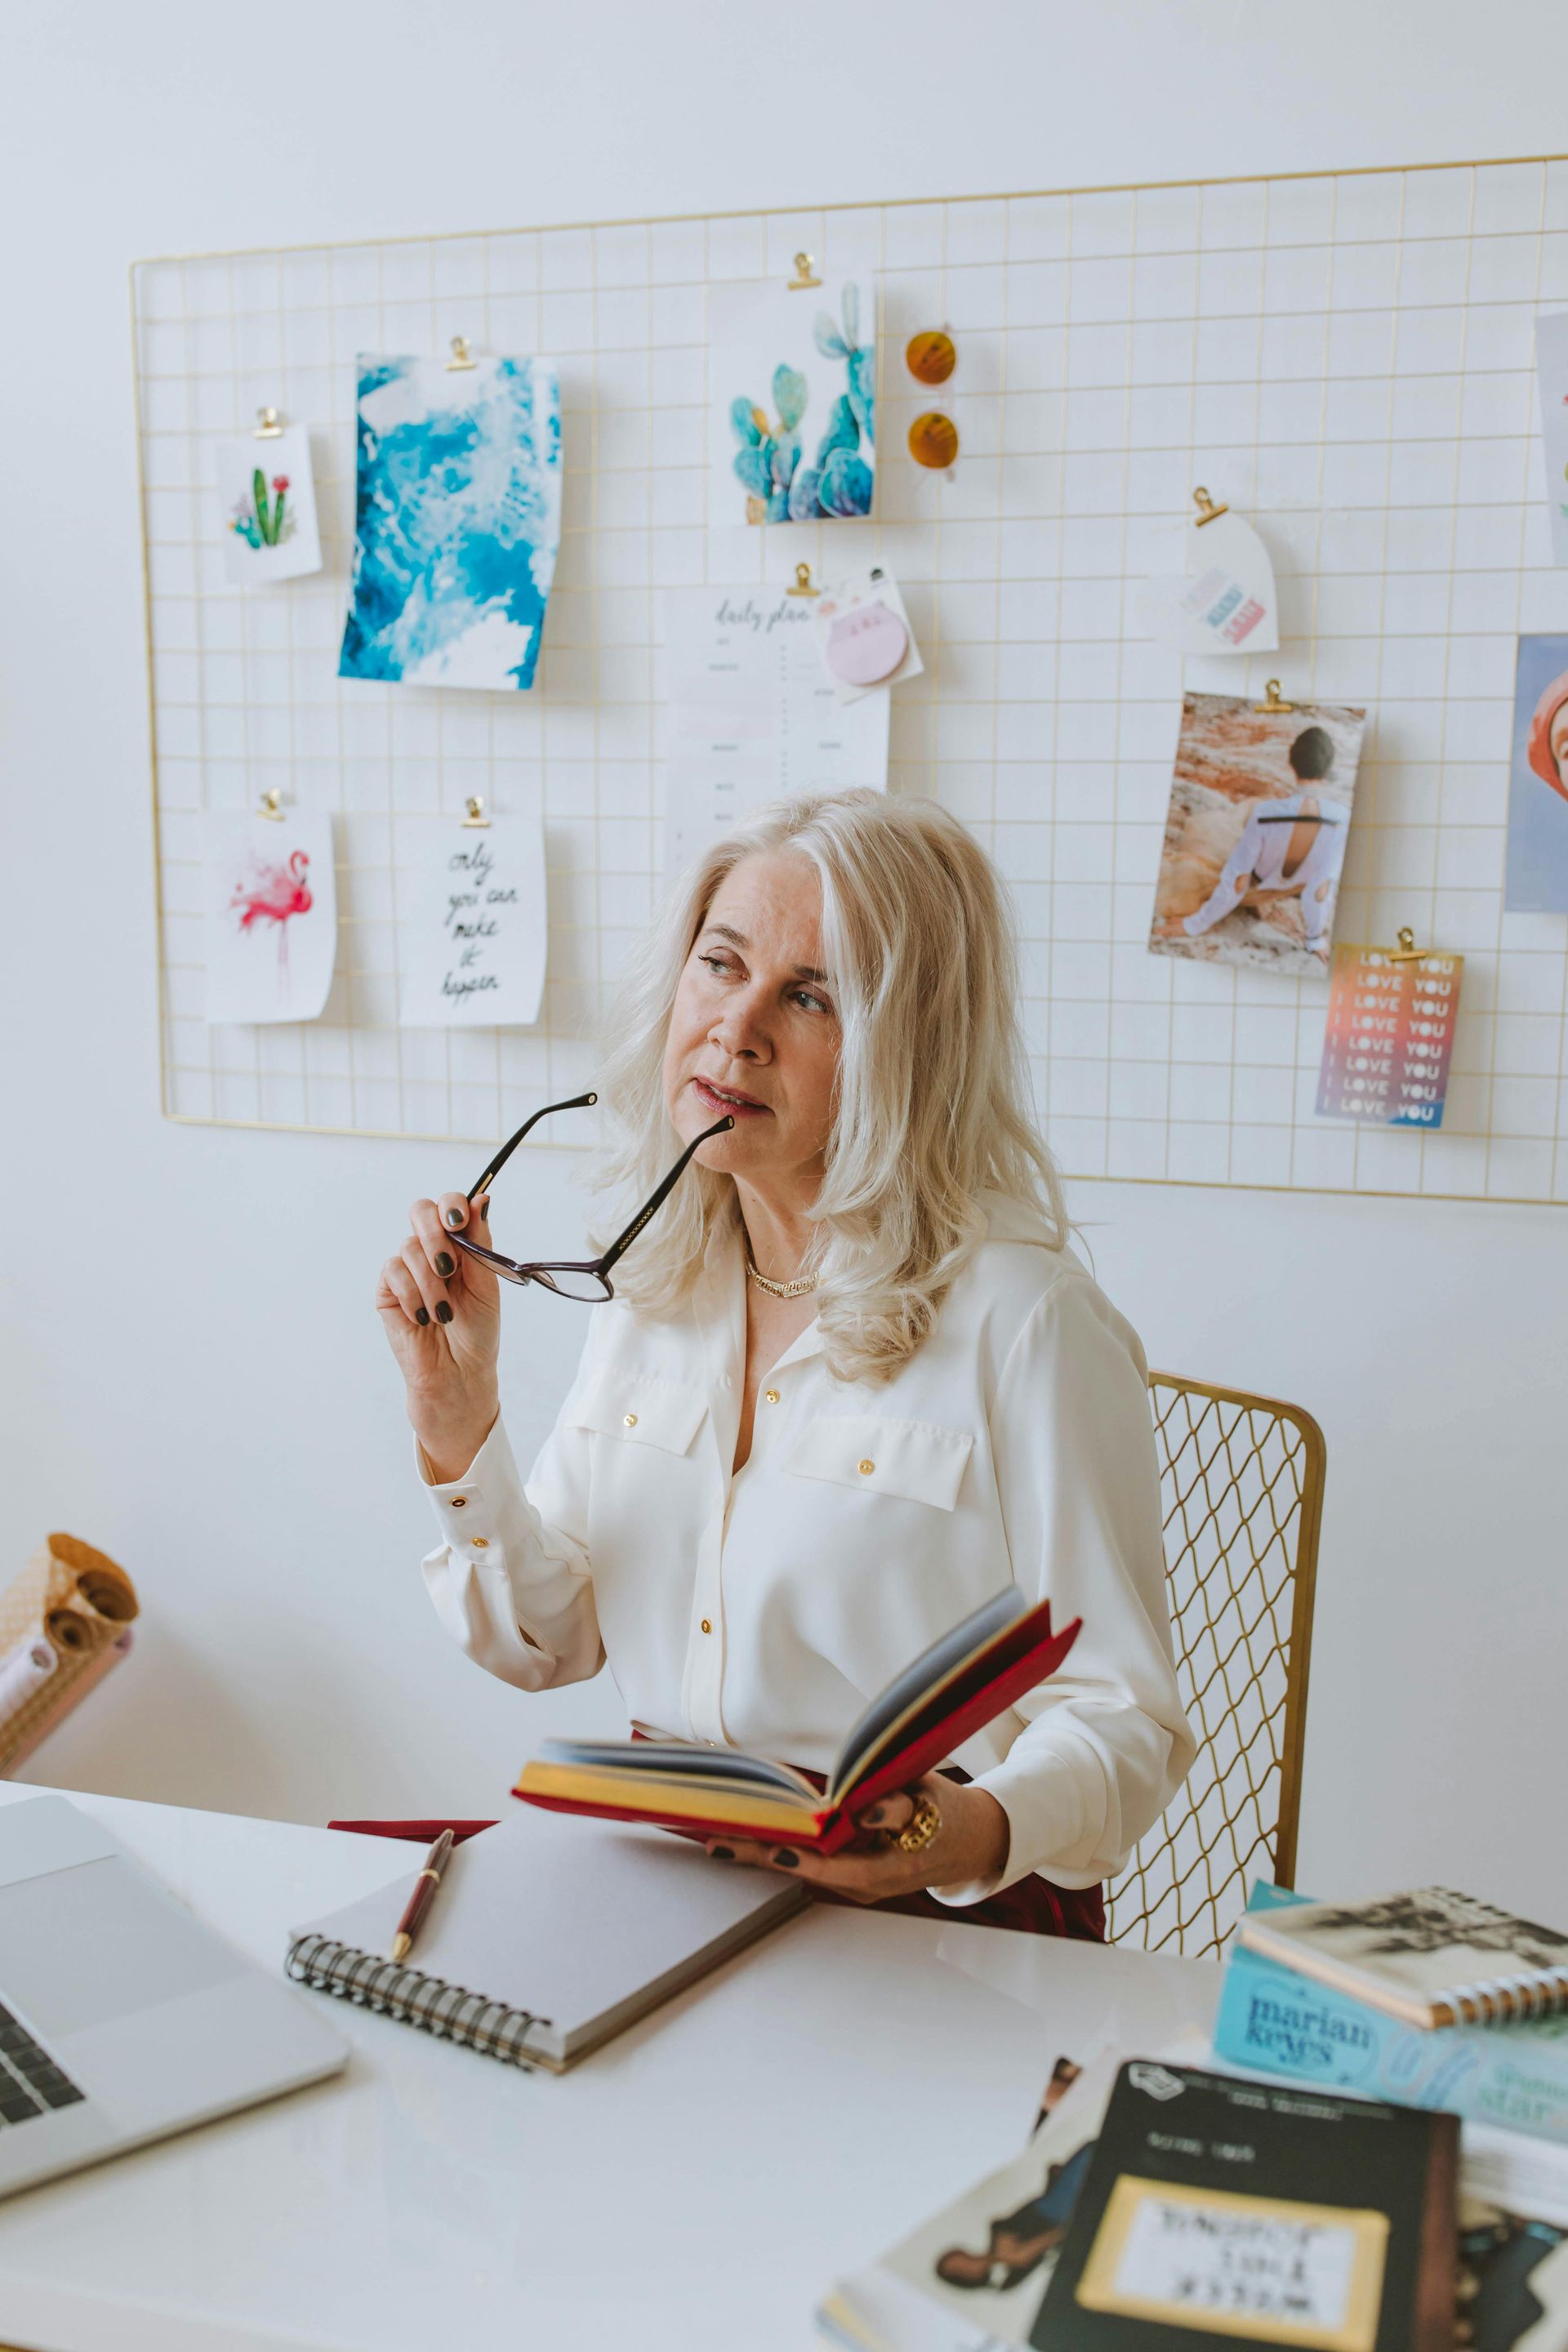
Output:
[514, 1601, 1080, 1851]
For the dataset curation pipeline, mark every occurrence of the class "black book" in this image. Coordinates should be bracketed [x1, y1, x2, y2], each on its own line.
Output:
[1031, 2060, 1457, 2352]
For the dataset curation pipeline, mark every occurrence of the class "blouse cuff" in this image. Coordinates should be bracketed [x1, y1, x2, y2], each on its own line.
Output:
[415, 1416, 585, 1637]
[929, 1741, 1095, 1909]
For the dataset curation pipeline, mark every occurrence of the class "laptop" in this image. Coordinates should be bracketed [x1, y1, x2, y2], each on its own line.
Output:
[0, 1794, 349, 2199]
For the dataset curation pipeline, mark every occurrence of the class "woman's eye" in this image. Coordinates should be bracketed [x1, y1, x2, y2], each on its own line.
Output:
[699, 953, 734, 978]
[792, 989, 831, 1015]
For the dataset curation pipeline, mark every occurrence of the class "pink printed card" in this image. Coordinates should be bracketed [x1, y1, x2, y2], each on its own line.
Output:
[202, 810, 337, 1027]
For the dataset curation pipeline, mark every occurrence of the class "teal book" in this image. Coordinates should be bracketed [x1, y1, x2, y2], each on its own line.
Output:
[1214, 1883, 1568, 2145]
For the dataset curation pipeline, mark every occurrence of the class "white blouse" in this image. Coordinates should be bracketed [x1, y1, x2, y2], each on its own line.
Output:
[417, 1195, 1195, 1905]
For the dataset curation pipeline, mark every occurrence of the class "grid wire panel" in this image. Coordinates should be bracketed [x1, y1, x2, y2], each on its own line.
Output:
[1106, 1377, 1321, 1961]
[132, 158, 1568, 1196]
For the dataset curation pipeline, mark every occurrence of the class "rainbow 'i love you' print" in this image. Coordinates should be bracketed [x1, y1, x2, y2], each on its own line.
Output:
[1316, 946, 1463, 1129]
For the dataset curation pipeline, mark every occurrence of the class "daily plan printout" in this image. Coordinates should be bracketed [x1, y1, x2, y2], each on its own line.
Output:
[661, 586, 889, 879]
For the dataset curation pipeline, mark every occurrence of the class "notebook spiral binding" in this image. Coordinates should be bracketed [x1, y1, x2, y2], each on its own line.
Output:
[1444, 1967, 1568, 2026]
[286, 1933, 551, 2069]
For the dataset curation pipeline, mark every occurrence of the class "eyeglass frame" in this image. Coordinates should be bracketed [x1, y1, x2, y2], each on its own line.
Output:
[448, 1090, 734, 1299]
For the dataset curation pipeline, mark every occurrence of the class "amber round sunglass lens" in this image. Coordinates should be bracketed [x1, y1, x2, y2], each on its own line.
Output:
[908, 411, 960, 470]
[905, 329, 956, 386]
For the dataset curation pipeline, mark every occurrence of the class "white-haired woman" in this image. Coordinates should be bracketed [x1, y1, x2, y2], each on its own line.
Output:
[377, 791, 1193, 1936]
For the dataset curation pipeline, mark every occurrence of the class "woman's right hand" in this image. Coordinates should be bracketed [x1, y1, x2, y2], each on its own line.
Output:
[376, 1193, 502, 1481]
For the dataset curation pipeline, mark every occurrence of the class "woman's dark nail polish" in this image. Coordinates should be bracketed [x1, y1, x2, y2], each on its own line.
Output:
[434, 1251, 455, 1277]
[710, 1846, 734, 1862]
[434, 1300, 453, 1325]
[415, 1307, 430, 1327]
[772, 1848, 800, 1869]
[862, 1806, 884, 1827]
[444, 1206, 466, 1229]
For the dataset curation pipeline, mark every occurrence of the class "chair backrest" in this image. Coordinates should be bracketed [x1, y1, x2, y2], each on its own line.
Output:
[1104, 1372, 1325, 1961]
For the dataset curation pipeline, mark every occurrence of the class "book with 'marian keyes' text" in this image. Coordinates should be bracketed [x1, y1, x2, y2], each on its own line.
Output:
[1216, 1885, 1568, 2146]
[515, 1588, 1080, 1853]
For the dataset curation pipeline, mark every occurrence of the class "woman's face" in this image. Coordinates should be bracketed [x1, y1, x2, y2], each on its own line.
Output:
[662, 851, 841, 1197]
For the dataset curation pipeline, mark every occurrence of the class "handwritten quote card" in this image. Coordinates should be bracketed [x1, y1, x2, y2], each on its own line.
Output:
[1316, 946, 1463, 1129]
[203, 810, 337, 1025]
[398, 816, 547, 1027]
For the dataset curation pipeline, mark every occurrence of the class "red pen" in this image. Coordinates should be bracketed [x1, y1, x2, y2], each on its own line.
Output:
[390, 1828, 455, 1962]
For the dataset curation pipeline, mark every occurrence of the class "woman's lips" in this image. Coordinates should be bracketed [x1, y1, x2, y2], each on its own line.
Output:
[693, 1076, 772, 1119]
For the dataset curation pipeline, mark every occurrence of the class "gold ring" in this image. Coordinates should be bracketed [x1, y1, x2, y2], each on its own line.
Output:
[895, 1791, 942, 1855]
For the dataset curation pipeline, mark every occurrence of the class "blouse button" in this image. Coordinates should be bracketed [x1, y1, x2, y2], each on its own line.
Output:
[858, 1459, 875, 1476]
[764, 1389, 780, 1405]
[472, 1536, 490, 1548]
[700, 1618, 712, 1634]
[624, 1413, 638, 1428]
[450, 1497, 467, 1508]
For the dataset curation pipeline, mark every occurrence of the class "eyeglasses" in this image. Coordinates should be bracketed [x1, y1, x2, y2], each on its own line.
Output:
[448, 1090, 734, 1302]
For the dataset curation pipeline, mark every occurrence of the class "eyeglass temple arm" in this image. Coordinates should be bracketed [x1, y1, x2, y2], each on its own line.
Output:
[468, 1091, 599, 1202]
[596, 1116, 733, 1275]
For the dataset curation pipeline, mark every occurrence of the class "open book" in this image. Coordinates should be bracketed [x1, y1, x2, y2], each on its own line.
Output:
[515, 1588, 1080, 1852]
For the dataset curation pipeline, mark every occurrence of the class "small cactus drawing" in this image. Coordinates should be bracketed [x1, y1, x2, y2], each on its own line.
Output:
[728, 282, 874, 523]
[231, 471, 295, 550]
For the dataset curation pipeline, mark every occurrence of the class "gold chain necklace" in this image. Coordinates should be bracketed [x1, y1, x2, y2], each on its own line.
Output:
[744, 1247, 820, 1300]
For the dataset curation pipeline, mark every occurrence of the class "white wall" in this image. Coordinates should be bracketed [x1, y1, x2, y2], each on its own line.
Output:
[2, 0, 1565, 1918]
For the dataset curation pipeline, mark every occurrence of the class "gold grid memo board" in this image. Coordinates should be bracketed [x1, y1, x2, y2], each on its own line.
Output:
[133, 154, 1568, 1200]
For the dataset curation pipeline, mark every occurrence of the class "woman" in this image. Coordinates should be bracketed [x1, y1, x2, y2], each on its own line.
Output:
[1182, 724, 1348, 949]
[1526, 670, 1568, 804]
[376, 791, 1192, 1935]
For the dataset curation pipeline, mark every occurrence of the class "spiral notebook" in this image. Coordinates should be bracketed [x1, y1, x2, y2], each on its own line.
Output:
[287, 1806, 807, 2074]
[1236, 1885, 1568, 2029]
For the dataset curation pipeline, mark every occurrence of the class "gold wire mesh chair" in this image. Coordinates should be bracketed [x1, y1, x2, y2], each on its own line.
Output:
[1104, 1374, 1325, 1962]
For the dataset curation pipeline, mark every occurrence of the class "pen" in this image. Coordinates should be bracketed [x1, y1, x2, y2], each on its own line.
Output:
[390, 1828, 455, 1962]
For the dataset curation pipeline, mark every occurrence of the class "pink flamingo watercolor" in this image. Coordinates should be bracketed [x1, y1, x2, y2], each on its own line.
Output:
[230, 849, 314, 974]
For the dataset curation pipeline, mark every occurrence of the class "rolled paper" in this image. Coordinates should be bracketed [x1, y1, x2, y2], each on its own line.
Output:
[2, 1629, 134, 1775]
[0, 1637, 57, 1735]
[0, 1535, 140, 1773]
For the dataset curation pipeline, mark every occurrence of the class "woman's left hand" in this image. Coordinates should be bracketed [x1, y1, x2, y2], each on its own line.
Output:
[705, 1775, 1010, 1901]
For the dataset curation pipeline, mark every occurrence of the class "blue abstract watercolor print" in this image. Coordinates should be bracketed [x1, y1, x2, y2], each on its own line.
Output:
[338, 354, 561, 692]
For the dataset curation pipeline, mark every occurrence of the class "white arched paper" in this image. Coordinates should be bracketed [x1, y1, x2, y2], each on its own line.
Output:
[1136, 508, 1280, 657]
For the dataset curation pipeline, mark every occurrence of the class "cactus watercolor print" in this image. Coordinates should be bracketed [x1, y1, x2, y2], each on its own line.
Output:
[215, 425, 322, 586]
[202, 811, 337, 1025]
[338, 353, 561, 693]
[708, 278, 875, 526]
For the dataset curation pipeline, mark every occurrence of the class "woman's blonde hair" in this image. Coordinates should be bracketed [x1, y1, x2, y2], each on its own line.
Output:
[591, 789, 1067, 1385]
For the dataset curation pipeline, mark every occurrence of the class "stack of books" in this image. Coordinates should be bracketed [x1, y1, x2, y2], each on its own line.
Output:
[817, 1882, 1568, 2350]
[1214, 1882, 1568, 2143]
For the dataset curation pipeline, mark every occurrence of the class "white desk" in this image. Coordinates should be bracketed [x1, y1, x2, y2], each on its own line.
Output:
[0, 1784, 1218, 2352]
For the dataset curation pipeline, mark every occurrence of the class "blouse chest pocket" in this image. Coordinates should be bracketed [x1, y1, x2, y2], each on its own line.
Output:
[781, 1414, 975, 1512]
[564, 1368, 709, 1457]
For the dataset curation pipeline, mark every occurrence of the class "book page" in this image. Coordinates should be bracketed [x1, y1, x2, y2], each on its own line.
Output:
[830, 1587, 1027, 1800]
